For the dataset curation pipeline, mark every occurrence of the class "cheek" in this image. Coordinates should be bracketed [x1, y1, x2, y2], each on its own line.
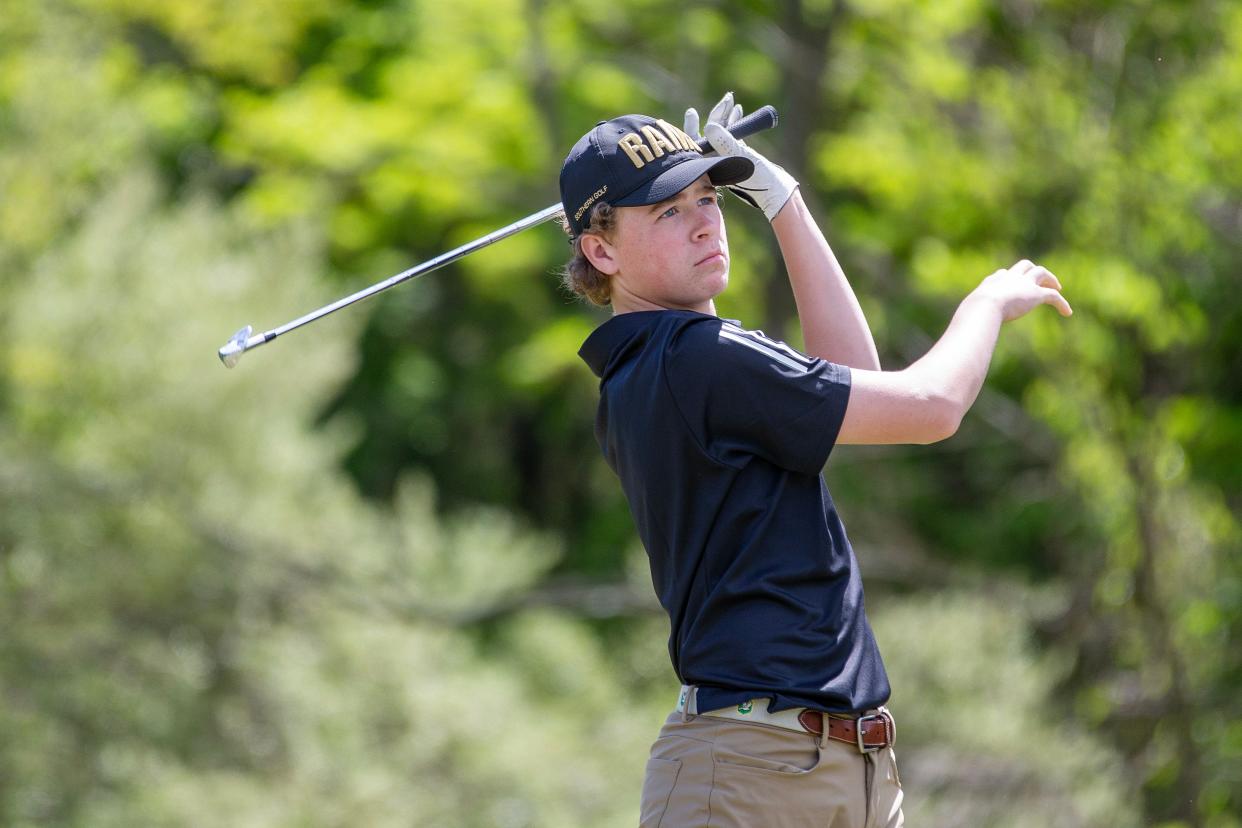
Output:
[626, 228, 676, 271]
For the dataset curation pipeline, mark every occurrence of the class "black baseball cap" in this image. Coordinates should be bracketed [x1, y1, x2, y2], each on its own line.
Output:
[559, 114, 754, 239]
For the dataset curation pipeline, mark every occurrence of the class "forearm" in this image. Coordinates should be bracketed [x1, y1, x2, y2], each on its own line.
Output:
[906, 292, 1005, 433]
[839, 292, 1004, 445]
[770, 191, 880, 370]
[838, 260, 1069, 446]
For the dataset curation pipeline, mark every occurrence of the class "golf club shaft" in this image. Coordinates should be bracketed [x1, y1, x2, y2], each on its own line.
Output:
[257, 202, 564, 349]
[220, 105, 779, 366]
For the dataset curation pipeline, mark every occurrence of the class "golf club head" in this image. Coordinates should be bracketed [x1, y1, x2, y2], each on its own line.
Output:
[218, 325, 253, 368]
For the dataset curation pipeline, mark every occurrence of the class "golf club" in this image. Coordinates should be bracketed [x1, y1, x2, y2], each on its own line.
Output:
[218, 104, 779, 368]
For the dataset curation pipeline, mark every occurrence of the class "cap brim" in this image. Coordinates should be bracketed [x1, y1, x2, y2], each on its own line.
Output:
[612, 155, 754, 208]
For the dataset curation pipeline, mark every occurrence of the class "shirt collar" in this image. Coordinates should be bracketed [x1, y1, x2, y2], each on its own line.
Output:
[579, 310, 722, 378]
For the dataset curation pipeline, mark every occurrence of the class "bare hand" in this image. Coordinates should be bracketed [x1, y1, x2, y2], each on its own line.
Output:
[973, 259, 1073, 322]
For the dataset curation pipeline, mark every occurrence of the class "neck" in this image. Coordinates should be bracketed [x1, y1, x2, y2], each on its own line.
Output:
[610, 289, 716, 317]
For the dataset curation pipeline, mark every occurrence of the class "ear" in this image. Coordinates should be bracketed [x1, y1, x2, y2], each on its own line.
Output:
[580, 232, 620, 276]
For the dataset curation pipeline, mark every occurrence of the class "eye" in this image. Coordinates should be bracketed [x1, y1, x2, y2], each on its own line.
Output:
[658, 205, 678, 220]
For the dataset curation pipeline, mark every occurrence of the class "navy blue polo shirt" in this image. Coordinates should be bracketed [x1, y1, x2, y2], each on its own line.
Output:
[579, 310, 890, 715]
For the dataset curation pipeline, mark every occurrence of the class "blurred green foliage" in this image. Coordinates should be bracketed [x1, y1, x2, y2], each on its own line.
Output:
[1, 0, 1239, 825]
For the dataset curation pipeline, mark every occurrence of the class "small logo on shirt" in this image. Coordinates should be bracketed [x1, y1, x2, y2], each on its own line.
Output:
[737, 701, 753, 715]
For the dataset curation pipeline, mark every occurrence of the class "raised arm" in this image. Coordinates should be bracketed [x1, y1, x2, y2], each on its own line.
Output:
[688, 93, 879, 369]
[837, 260, 1072, 445]
[769, 190, 880, 369]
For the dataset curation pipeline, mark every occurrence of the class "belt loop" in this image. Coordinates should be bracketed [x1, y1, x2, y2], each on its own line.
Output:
[679, 685, 697, 722]
[818, 713, 829, 750]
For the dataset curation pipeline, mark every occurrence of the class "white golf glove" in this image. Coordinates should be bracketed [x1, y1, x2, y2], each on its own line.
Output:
[684, 92, 798, 221]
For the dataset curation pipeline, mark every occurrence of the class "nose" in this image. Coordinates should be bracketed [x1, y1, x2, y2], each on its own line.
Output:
[692, 203, 718, 241]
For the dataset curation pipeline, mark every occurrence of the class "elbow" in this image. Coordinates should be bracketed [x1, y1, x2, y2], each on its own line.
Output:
[928, 406, 964, 444]
[919, 390, 965, 445]
[897, 365, 966, 444]
[844, 368, 967, 445]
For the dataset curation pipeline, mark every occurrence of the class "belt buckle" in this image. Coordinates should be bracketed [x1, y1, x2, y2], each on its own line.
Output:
[855, 712, 891, 754]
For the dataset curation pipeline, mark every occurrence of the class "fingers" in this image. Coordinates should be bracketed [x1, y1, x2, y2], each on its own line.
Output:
[1009, 259, 1063, 291]
[1043, 287, 1074, 317]
[1022, 263, 1071, 316]
[683, 107, 700, 139]
[726, 103, 743, 127]
[707, 92, 734, 127]
[704, 121, 743, 157]
[993, 259, 1072, 318]
[1032, 266, 1062, 292]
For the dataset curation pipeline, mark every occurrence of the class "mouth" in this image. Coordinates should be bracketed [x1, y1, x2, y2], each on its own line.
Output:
[696, 251, 726, 266]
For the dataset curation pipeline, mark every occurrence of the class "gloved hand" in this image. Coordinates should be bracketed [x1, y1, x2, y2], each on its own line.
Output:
[684, 92, 798, 221]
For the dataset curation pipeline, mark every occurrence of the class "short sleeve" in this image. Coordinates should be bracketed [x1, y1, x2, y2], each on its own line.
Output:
[665, 319, 852, 476]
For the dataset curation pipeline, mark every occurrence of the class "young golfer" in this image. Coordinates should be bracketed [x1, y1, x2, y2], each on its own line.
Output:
[559, 93, 1071, 828]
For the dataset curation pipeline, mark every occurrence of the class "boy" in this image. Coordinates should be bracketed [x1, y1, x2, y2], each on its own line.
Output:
[560, 94, 1071, 827]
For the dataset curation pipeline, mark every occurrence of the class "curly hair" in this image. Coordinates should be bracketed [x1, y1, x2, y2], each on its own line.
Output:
[559, 201, 617, 306]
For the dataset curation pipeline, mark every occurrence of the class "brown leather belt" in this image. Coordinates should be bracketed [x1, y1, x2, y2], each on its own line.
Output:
[797, 710, 895, 753]
[675, 686, 896, 754]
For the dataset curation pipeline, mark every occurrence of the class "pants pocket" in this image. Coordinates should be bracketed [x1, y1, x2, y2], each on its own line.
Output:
[640, 757, 682, 828]
[710, 722, 819, 775]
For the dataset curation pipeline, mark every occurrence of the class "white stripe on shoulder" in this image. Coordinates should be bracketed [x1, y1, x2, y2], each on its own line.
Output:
[720, 323, 817, 366]
[758, 334, 815, 365]
[719, 329, 810, 373]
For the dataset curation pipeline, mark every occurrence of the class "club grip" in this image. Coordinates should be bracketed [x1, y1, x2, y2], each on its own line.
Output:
[695, 104, 779, 153]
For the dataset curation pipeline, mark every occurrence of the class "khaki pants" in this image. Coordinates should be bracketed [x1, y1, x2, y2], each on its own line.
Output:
[640, 710, 904, 828]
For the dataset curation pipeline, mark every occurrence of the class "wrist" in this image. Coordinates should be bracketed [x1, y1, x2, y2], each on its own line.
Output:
[769, 186, 803, 226]
[960, 288, 1006, 323]
[768, 184, 800, 222]
[761, 166, 798, 221]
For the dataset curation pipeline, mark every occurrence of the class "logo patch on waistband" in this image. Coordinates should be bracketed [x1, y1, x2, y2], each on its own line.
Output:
[737, 701, 753, 715]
